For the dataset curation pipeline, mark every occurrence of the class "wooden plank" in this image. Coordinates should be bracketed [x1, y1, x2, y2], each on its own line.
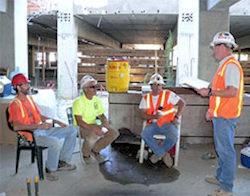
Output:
[245, 85, 250, 93]
[244, 77, 250, 84]
[79, 57, 166, 65]
[79, 49, 166, 57]
[78, 66, 105, 73]
[78, 65, 166, 75]
[78, 73, 146, 83]
[240, 62, 250, 67]
[77, 49, 171, 89]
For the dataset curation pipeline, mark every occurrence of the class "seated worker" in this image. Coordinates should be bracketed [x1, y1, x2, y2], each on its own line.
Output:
[139, 73, 186, 167]
[72, 75, 119, 164]
[8, 73, 77, 181]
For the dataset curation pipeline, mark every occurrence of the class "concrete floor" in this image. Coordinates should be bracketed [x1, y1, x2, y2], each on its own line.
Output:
[0, 143, 249, 196]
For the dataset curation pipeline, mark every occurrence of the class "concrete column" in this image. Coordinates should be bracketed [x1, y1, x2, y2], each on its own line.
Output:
[57, 0, 78, 100]
[0, 0, 7, 12]
[0, 0, 27, 76]
[176, 0, 199, 86]
[31, 46, 36, 77]
[199, 6, 229, 82]
[14, 0, 28, 76]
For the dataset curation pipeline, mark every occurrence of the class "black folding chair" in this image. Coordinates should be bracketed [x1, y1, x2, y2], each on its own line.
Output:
[6, 106, 46, 180]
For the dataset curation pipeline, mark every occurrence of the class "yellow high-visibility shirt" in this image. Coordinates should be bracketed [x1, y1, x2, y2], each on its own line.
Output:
[72, 94, 105, 125]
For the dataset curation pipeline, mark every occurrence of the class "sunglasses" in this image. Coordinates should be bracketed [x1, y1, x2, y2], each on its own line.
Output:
[18, 82, 30, 86]
[87, 85, 98, 89]
[150, 83, 162, 86]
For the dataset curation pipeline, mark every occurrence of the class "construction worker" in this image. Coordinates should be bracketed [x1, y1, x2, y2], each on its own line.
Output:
[72, 75, 119, 164]
[8, 73, 77, 181]
[139, 73, 186, 167]
[197, 31, 244, 196]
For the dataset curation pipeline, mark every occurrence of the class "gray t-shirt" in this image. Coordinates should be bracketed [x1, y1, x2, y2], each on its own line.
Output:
[219, 55, 240, 89]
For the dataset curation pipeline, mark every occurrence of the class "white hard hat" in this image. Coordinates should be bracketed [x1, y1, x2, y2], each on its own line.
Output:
[80, 75, 97, 88]
[210, 31, 238, 50]
[148, 73, 165, 85]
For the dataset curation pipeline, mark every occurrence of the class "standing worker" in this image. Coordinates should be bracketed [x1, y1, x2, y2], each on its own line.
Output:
[197, 32, 244, 196]
[73, 75, 119, 164]
[139, 73, 186, 167]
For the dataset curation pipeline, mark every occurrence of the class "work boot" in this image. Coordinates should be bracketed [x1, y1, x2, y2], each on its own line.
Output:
[45, 168, 58, 181]
[208, 189, 232, 196]
[83, 155, 95, 164]
[162, 152, 173, 168]
[149, 154, 161, 164]
[57, 160, 77, 171]
[92, 151, 106, 163]
[205, 177, 219, 185]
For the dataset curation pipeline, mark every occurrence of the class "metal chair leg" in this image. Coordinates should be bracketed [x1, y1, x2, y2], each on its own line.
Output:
[139, 139, 145, 164]
[174, 117, 182, 167]
[35, 147, 44, 180]
[31, 148, 35, 163]
[77, 127, 85, 165]
[16, 147, 21, 174]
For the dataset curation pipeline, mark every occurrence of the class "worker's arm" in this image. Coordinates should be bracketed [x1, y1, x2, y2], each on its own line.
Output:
[74, 115, 104, 136]
[12, 120, 52, 132]
[174, 98, 186, 119]
[99, 114, 111, 129]
[197, 86, 238, 98]
[205, 109, 212, 122]
[172, 98, 186, 126]
[40, 115, 67, 127]
[140, 109, 161, 121]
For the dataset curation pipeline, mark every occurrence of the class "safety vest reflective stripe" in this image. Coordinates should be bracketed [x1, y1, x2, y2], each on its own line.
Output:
[213, 96, 221, 117]
[161, 108, 175, 116]
[211, 57, 244, 118]
[237, 63, 244, 117]
[146, 90, 167, 109]
[160, 90, 166, 107]
[13, 99, 25, 118]
[14, 96, 36, 118]
[145, 90, 175, 116]
[225, 59, 244, 117]
[27, 96, 36, 111]
[146, 93, 150, 108]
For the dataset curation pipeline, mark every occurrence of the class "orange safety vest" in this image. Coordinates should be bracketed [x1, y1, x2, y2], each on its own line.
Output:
[9, 96, 41, 142]
[144, 90, 175, 127]
[209, 56, 244, 119]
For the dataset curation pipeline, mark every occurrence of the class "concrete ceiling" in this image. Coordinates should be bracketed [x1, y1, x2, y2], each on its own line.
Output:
[77, 14, 178, 45]
[28, 13, 250, 49]
[230, 15, 250, 38]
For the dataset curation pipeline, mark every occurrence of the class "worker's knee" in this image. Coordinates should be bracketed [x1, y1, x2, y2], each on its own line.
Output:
[108, 128, 120, 139]
[85, 132, 99, 144]
[50, 138, 63, 150]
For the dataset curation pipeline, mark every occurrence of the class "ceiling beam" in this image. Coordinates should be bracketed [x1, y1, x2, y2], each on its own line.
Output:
[28, 36, 57, 49]
[75, 16, 121, 49]
[207, 0, 240, 11]
[237, 35, 250, 50]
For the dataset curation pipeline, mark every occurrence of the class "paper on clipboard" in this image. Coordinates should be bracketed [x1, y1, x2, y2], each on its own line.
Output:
[181, 77, 210, 89]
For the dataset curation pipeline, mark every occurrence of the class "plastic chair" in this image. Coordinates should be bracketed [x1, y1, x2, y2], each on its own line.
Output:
[139, 117, 182, 167]
[5, 107, 46, 180]
[66, 107, 85, 164]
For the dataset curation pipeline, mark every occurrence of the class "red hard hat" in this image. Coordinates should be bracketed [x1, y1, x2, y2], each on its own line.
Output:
[11, 73, 30, 86]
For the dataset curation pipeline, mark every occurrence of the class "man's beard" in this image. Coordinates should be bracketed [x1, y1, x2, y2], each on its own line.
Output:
[21, 88, 30, 95]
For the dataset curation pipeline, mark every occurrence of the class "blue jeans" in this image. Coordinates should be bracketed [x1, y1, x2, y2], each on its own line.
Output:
[141, 122, 178, 158]
[212, 117, 239, 192]
[34, 125, 77, 171]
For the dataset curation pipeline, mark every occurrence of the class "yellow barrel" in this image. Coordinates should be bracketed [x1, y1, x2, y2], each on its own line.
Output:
[106, 58, 130, 92]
